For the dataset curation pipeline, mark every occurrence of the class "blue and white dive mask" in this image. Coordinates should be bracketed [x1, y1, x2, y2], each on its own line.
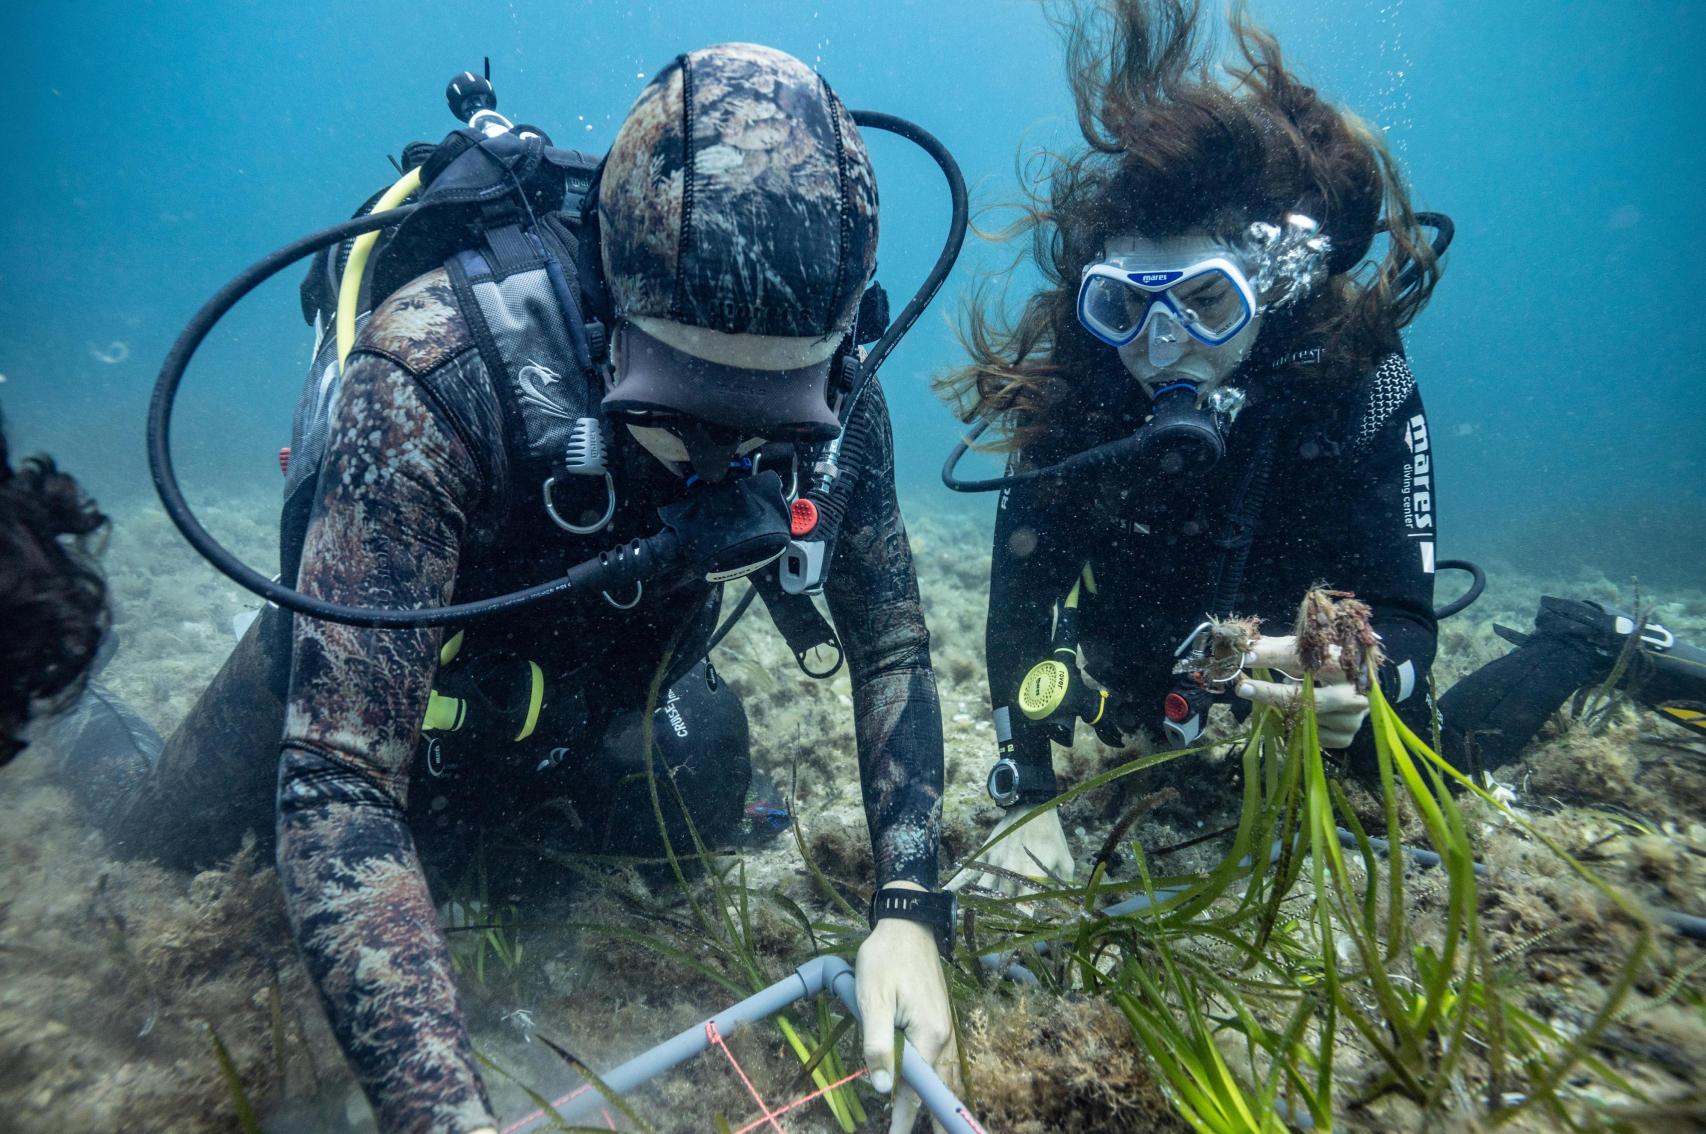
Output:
[1076, 218, 1330, 394]
[1077, 254, 1258, 353]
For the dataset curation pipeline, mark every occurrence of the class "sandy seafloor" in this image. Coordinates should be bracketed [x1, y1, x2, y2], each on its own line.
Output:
[1, 487, 1703, 1133]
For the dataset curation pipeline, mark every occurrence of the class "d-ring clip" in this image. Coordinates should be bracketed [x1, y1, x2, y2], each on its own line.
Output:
[543, 473, 617, 535]
[602, 579, 643, 610]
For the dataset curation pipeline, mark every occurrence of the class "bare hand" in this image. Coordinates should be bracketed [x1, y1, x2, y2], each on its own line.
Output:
[945, 806, 1073, 897]
[1234, 634, 1370, 747]
[856, 896, 958, 1134]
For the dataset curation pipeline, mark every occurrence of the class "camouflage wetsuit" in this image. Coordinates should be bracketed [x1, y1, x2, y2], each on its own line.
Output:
[110, 270, 942, 1133]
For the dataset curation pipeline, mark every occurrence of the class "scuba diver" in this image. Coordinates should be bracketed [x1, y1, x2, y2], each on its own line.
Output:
[936, 0, 1448, 894]
[76, 44, 964, 1134]
[0, 411, 110, 767]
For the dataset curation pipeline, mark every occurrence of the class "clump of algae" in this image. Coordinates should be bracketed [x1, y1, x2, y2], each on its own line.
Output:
[958, 992, 1191, 1133]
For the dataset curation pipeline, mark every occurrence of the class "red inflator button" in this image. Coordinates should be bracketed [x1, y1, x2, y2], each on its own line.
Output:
[789, 498, 819, 537]
[1163, 691, 1191, 722]
[279, 446, 292, 476]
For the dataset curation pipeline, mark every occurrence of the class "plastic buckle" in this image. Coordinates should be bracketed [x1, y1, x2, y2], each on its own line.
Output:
[1613, 614, 1675, 652]
[779, 539, 827, 596]
[1163, 712, 1205, 746]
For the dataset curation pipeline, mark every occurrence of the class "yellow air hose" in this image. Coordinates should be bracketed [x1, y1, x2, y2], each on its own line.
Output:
[335, 165, 424, 371]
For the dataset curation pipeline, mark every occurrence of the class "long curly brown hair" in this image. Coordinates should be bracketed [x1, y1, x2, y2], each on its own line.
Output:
[938, 0, 1442, 452]
[0, 427, 110, 767]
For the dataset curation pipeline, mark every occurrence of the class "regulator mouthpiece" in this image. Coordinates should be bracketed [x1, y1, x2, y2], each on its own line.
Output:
[1144, 381, 1225, 476]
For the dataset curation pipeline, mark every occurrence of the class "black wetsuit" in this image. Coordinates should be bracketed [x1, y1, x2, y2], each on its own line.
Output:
[988, 351, 1439, 796]
[85, 271, 944, 1134]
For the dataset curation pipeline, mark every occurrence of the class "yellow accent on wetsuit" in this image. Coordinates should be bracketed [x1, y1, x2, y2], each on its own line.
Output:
[423, 691, 465, 732]
[439, 630, 465, 666]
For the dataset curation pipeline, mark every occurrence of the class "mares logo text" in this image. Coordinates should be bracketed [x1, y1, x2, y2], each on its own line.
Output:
[1401, 413, 1433, 531]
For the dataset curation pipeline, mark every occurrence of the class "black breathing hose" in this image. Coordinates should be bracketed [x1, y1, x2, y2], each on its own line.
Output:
[145, 201, 646, 629]
[942, 410, 1191, 493]
[146, 200, 688, 628]
[1433, 559, 1485, 620]
[844, 111, 968, 412]
[1392, 210, 1453, 294]
[1411, 211, 1455, 260]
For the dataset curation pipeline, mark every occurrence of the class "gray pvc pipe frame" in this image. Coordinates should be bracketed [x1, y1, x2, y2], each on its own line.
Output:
[505, 955, 982, 1133]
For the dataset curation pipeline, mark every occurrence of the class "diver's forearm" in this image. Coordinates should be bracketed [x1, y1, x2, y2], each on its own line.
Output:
[278, 744, 494, 1134]
[850, 625, 945, 888]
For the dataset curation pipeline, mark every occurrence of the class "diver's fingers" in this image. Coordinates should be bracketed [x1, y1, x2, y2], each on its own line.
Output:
[947, 866, 1029, 899]
[930, 1026, 962, 1134]
[889, 1024, 957, 1133]
[888, 1084, 922, 1134]
[1236, 678, 1365, 712]
[860, 1002, 898, 1097]
[1245, 637, 1351, 682]
[1234, 677, 1298, 708]
[1243, 634, 1302, 671]
[1312, 682, 1367, 713]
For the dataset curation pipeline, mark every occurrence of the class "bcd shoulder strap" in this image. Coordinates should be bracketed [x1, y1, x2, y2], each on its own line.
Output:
[443, 210, 608, 510]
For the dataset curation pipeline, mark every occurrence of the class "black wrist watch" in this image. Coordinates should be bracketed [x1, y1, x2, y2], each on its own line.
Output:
[868, 886, 958, 958]
[985, 757, 1057, 807]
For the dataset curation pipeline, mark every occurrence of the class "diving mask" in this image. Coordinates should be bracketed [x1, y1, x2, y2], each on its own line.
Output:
[1077, 218, 1332, 391]
[1076, 254, 1258, 351]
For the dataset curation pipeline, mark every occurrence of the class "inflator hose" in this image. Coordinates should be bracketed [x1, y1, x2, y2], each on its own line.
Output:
[844, 111, 968, 416]
[1391, 210, 1453, 295]
[1433, 559, 1485, 620]
[336, 166, 423, 370]
[942, 403, 1210, 493]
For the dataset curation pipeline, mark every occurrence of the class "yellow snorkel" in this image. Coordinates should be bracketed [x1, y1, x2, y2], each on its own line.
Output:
[334, 165, 423, 372]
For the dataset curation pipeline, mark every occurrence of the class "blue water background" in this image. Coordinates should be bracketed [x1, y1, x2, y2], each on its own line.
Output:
[4, 0, 1701, 586]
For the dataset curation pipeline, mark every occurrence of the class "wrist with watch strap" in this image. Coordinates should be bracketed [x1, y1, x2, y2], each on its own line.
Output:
[867, 885, 958, 957]
[989, 705, 1059, 807]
